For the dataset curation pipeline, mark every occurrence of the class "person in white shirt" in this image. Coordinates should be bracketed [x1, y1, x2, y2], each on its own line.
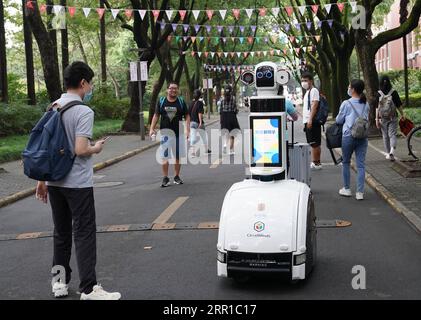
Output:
[301, 72, 322, 170]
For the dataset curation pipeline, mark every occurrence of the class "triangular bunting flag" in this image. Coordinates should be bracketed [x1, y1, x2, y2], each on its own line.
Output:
[204, 52, 209, 58]
[272, 25, 279, 33]
[231, 37, 236, 43]
[167, 35, 172, 42]
[295, 23, 301, 30]
[350, 1, 358, 13]
[233, 9, 240, 20]
[259, 8, 267, 16]
[175, 36, 180, 42]
[206, 10, 214, 20]
[199, 37, 204, 42]
[272, 7, 280, 16]
[219, 10, 227, 20]
[295, 48, 301, 54]
[325, 4, 332, 14]
[236, 52, 241, 58]
[152, 10, 160, 21]
[193, 10, 200, 20]
[183, 24, 189, 33]
[68, 7, 75, 17]
[337, 3, 345, 13]
[228, 26, 234, 34]
[26, 1, 34, 10]
[239, 26, 245, 34]
[318, 21, 323, 28]
[256, 37, 260, 44]
[328, 19, 334, 28]
[224, 52, 228, 58]
[165, 10, 173, 20]
[111, 9, 120, 20]
[191, 36, 196, 43]
[40, 4, 47, 14]
[271, 35, 278, 43]
[264, 37, 269, 43]
[312, 5, 319, 14]
[285, 7, 294, 17]
[298, 6, 306, 16]
[198, 52, 202, 58]
[222, 37, 227, 44]
[306, 22, 312, 30]
[283, 49, 287, 55]
[239, 37, 244, 44]
[263, 51, 268, 57]
[245, 8, 254, 19]
[205, 25, 212, 33]
[172, 24, 178, 32]
[247, 37, 253, 44]
[270, 50, 274, 56]
[285, 24, 291, 32]
[53, 5, 63, 14]
[125, 9, 132, 20]
[217, 52, 223, 58]
[251, 25, 257, 33]
[289, 36, 295, 42]
[191, 52, 196, 57]
[96, 8, 105, 19]
[82, 8, 91, 17]
[138, 10, 147, 20]
[250, 52, 255, 57]
[217, 26, 223, 33]
[179, 10, 186, 20]
[194, 25, 200, 33]
[315, 35, 321, 42]
[276, 49, 281, 55]
[243, 52, 249, 58]
[230, 52, 235, 58]
[183, 36, 188, 42]
[211, 52, 215, 58]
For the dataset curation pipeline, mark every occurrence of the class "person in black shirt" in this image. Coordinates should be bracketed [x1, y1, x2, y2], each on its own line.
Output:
[218, 84, 240, 155]
[375, 75, 406, 161]
[150, 82, 190, 187]
[189, 89, 211, 157]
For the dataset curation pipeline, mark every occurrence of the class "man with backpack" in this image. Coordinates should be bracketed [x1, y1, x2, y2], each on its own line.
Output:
[149, 82, 190, 187]
[33, 61, 121, 299]
[301, 72, 327, 170]
[376, 75, 406, 161]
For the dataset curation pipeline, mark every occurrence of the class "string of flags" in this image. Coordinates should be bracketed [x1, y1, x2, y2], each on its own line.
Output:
[187, 47, 315, 59]
[159, 19, 335, 35]
[27, 1, 359, 21]
[203, 64, 301, 72]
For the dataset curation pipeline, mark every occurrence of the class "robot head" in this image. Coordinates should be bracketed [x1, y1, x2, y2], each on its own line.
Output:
[254, 61, 291, 96]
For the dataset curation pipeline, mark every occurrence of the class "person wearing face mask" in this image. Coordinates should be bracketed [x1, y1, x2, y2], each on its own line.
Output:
[301, 72, 322, 170]
[336, 79, 370, 201]
[35, 61, 121, 300]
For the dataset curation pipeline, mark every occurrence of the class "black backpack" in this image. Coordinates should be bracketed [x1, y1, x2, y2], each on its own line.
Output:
[325, 123, 343, 165]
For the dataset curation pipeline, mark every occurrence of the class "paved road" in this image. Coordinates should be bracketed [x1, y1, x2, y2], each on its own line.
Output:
[0, 112, 420, 300]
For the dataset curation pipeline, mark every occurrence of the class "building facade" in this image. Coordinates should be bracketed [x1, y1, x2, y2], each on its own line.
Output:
[375, 0, 421, 72]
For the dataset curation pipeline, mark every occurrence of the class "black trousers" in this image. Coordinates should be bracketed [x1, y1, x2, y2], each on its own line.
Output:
[48, 186, 97, 294]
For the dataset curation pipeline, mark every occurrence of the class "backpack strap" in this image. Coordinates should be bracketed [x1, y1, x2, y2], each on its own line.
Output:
[348, 100, 365, 118]
[159, 97, 166, 113]
[58, 100, 87, 115]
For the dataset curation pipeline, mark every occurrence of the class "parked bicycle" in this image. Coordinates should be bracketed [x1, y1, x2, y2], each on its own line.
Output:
[407, 124, 421, 160]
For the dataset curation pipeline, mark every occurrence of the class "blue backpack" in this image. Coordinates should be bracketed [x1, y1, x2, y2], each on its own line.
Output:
[22, 101, 85, 181]
[308, 89, 329, 126]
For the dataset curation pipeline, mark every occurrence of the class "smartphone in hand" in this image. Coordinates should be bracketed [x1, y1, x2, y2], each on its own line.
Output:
[102, 136, 111, 143]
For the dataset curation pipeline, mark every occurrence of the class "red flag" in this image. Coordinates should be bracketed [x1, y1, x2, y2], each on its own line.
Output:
[295, 48, 301, 54]
[26, 1, 35, 10]
[247, 37, 253, 44]
[152, 10, 160, 20]
[179, 10, 187, 20]
[232, 9, 240, 20]
[243, 52, 249, 58]
[206, 10, 214, 20]
[285, 7, 294, 17]
[259, 8, 267, 16]
[289, 36, 296, 42]
[40, 4, 47, 14]
[125, 9, 133, 19]
[270, 50, 275, 56]
[204, 52, 209, 58]
[167, 35, 172, 42]
[96, 8, 105, 19]
[337, 3, 345, 13]
[311, 5, 319, 14]
[283, 49, 287, 55]
[68, 6, 76, 17]
[191, 52, 196, 57]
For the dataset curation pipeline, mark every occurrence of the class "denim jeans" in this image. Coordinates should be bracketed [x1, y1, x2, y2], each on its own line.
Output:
[341, 135, 368, 193]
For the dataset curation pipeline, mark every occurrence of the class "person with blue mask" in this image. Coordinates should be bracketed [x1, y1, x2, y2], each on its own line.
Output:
[336, 79, 370, 201]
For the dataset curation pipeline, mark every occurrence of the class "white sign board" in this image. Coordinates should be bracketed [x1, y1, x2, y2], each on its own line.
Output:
[129, 62, 138, 82]
[203, 78, 213, 89]
[140, 61, 148, 81]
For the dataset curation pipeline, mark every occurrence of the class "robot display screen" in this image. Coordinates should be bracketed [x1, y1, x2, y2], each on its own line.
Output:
[251, 116, 283, 167]
[255, 66, 275, 87]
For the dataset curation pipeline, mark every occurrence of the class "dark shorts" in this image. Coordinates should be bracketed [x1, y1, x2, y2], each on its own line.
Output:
[220, 112, 241, 132]
[304, 123, 322, 147]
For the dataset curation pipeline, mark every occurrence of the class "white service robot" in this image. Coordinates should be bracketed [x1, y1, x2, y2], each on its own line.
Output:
[217, 62, 316, 282]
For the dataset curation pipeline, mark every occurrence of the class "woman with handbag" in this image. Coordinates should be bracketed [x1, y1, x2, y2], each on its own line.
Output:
[189, 89, 211, 157]
[336, 79, 370, 201]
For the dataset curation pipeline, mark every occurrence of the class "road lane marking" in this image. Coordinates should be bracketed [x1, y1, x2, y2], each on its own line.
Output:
[152, 196, 189, 224]
[210, 159, 222, 169]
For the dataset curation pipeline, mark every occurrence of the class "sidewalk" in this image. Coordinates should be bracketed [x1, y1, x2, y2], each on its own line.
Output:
[0, 115, 221, 205]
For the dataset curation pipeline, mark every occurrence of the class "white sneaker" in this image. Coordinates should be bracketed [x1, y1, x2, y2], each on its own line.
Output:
[339, 188, 352, 197]
[52, 281, 69, 298]
[356, 192, 364, 200]
[229, 149, 235, 155]
[311, 162, 323, 170]
[80, 284, 121, 300]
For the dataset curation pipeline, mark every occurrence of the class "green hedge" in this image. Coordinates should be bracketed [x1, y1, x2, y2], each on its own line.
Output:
[406, 93, 421, 109]
[90, 95, 131, 120]
[405, 108, 421, 126]
[0, 104, 44, 137]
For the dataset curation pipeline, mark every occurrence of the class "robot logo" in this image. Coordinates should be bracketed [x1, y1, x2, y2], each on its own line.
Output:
[254, 221, 265, 232]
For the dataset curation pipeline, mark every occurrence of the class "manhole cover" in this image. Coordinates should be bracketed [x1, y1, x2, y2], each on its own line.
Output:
[94, 181, 124, 188]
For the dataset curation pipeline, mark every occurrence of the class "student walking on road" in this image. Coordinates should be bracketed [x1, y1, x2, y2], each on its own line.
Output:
[301, 72, 322, 170]
[149, 82, 190, 187]
[218, 84, 240, 155]
[189, 89, 211, 157]
[376, 75, 406, 161]
[336, 79, 370, 201]
[35, 61, 121, 300]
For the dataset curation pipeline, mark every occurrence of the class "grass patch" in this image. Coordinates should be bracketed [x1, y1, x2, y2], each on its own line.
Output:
[0, 119, 124, 164]
[405, 108, 421, 126]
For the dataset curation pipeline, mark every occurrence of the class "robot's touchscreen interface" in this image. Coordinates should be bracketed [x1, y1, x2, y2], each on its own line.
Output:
[252, 118, 282, 166]
[255, 66, 275, 87]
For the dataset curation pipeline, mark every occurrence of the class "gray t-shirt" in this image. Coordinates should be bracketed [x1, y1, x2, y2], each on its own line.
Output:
[47, 93, 94, 188]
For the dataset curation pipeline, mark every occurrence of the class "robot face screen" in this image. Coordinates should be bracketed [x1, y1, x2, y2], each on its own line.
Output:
[256, 65, 275, 88]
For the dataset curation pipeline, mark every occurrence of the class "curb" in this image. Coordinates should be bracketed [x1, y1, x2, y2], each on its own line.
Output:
[323, 133, 421, 234]
[0, 118, 221, 209]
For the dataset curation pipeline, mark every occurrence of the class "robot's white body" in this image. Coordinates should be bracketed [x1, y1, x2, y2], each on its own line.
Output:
[217, 62, 317, 281]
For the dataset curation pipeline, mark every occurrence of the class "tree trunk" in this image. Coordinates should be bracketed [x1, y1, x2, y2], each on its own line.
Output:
[148, 65, 166, 125]
[60, 0, 69, 88]
[23, 0, 36, 105]
[76, 33, 88, 64]
[0, 0, 8, 103]
[106, 66, 120, 99]
[100, 0, 107, 92]
[355, 40, 378, 129]
[26, 0, 62, 101]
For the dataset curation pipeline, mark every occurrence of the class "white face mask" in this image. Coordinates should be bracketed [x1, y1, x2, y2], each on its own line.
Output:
[347, 88, 353, 97]
[301, 81, 309, 90]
